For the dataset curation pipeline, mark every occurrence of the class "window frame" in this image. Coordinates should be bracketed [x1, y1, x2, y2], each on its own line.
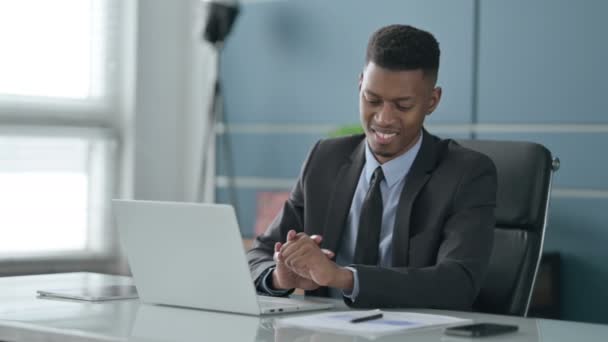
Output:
[0, 0, 134, 274]
[0, 125, 119, 270]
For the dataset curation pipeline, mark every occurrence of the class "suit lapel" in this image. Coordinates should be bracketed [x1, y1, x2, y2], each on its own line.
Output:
[392, 129, 442, 266]
[322, 140, 366, 256]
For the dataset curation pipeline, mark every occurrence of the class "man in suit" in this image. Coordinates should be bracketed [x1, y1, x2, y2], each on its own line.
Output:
[247, 24, 497, 310]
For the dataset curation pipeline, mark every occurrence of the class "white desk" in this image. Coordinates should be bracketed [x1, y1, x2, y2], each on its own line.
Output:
[0, 272, 605, 341]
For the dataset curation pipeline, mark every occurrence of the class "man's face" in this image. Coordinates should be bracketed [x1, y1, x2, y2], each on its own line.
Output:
[359, 62, 442, 164]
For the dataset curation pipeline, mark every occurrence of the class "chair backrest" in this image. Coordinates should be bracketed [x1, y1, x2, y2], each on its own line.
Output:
[456, 139, 556, 316]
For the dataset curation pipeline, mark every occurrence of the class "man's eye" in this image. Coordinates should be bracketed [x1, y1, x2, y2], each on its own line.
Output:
[367, 98, 382, 105]
[396, 105, 412, 111]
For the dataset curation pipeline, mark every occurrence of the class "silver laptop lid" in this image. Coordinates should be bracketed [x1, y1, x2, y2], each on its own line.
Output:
[113, 200, 261, 315]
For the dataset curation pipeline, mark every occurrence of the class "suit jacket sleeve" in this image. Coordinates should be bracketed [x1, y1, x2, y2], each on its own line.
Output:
[347, 155, 497, 310]
[247, 141, 321, 286]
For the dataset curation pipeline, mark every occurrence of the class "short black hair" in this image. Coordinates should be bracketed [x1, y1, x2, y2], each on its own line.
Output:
[366, 24, 440, 81]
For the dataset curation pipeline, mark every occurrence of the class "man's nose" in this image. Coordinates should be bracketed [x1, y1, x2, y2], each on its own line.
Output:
[375, 102, 397, 124]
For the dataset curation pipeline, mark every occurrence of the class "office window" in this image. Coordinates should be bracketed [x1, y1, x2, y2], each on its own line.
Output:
[0, 0, 129, 262]
[0, 133, 114, 255]
[0, 0, 113, 101]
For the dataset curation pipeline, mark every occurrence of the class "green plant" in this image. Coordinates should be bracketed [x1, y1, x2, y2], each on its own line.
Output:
[328, 124, 364, 137]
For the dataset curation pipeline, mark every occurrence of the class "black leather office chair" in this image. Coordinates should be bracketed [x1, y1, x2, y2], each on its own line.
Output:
[456, 139, 559, 316]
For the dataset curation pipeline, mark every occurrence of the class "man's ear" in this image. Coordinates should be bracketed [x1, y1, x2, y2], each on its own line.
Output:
[426, 86, 442, 115]
[358, 72, 363, 91]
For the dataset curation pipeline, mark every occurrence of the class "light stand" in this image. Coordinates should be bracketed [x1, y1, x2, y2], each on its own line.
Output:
[198, 1, 240, 208]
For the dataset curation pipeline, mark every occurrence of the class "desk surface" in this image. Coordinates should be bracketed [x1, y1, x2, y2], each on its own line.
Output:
[0, 272, 605, 342]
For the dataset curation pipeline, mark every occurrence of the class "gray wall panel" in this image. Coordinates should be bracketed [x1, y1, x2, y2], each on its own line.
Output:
[478, 0, 608, 123]
[216, 132, 322, 178]
[544, 197, 608, 324]
[221, 0, 475, 124]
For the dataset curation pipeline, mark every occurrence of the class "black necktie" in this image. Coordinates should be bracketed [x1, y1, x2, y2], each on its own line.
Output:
[354, 166, 385, 265]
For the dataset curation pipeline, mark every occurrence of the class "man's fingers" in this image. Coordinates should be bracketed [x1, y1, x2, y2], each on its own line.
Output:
[279, 241, 298, 259]
[273, 250, 282, 263]
[281, 234, 312, 257]
[280, 232, 302, 255]
[321, 248, 335, 259]
[284, 245, 310, 265]
[310, 234, 323, 245]
[288, 254, 312, 274]
[274, 242, 283, 262]
[281, 239, 306, 260]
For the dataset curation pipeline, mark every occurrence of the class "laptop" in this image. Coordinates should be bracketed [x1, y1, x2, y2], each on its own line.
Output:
[113, 200, 333, 316]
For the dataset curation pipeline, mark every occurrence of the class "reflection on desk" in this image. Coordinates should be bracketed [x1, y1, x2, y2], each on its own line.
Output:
[0, 273, 606, 342]
[128, 303, 539, 342]
[129, 304, 265, 342]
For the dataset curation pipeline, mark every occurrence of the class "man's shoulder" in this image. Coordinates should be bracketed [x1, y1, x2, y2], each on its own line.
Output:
[439, 138, 497, 173]
[313, 134, 366, 159]
[446, 139, 492, 161]
[298, 134, 365, 186]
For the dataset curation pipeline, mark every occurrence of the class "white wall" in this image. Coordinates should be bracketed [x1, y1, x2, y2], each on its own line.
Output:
[132, 0, 217, 202]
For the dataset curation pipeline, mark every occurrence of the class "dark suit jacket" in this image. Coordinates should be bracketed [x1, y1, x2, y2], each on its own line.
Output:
[247, 129, 497, 310]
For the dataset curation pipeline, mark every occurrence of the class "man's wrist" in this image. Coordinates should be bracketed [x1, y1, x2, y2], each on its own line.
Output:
[328, 266, 354, 290]
[261, 266, 293, 296]
[271, 268, 285, 290]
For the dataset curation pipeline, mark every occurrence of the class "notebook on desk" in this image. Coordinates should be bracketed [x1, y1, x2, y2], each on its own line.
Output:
[37, 285, 138, 301]
[113, 200, 333, 316]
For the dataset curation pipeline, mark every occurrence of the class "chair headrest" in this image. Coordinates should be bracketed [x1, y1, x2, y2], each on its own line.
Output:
[456, 140, 553, 232]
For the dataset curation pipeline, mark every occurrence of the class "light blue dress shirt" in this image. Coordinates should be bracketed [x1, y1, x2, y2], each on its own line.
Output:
[330, 132, 422, 300]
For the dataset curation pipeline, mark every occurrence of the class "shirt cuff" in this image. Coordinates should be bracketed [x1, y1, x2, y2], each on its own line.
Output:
[260, 266, 294, 297]
[342, 266, 360, 301]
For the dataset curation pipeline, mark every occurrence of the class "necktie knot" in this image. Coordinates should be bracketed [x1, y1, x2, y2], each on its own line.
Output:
[371, 166, 385, 186]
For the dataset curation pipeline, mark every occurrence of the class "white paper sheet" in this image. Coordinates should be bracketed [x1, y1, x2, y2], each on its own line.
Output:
[276, 310, 472, 339]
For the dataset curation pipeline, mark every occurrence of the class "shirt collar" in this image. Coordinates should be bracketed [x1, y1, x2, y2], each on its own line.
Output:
[364, 131, 423, 188]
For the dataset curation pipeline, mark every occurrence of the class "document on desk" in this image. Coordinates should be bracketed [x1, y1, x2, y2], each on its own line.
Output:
[276, 310, 471, 339]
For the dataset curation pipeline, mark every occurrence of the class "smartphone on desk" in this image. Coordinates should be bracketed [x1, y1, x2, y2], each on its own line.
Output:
[445, 323, 518, 337]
